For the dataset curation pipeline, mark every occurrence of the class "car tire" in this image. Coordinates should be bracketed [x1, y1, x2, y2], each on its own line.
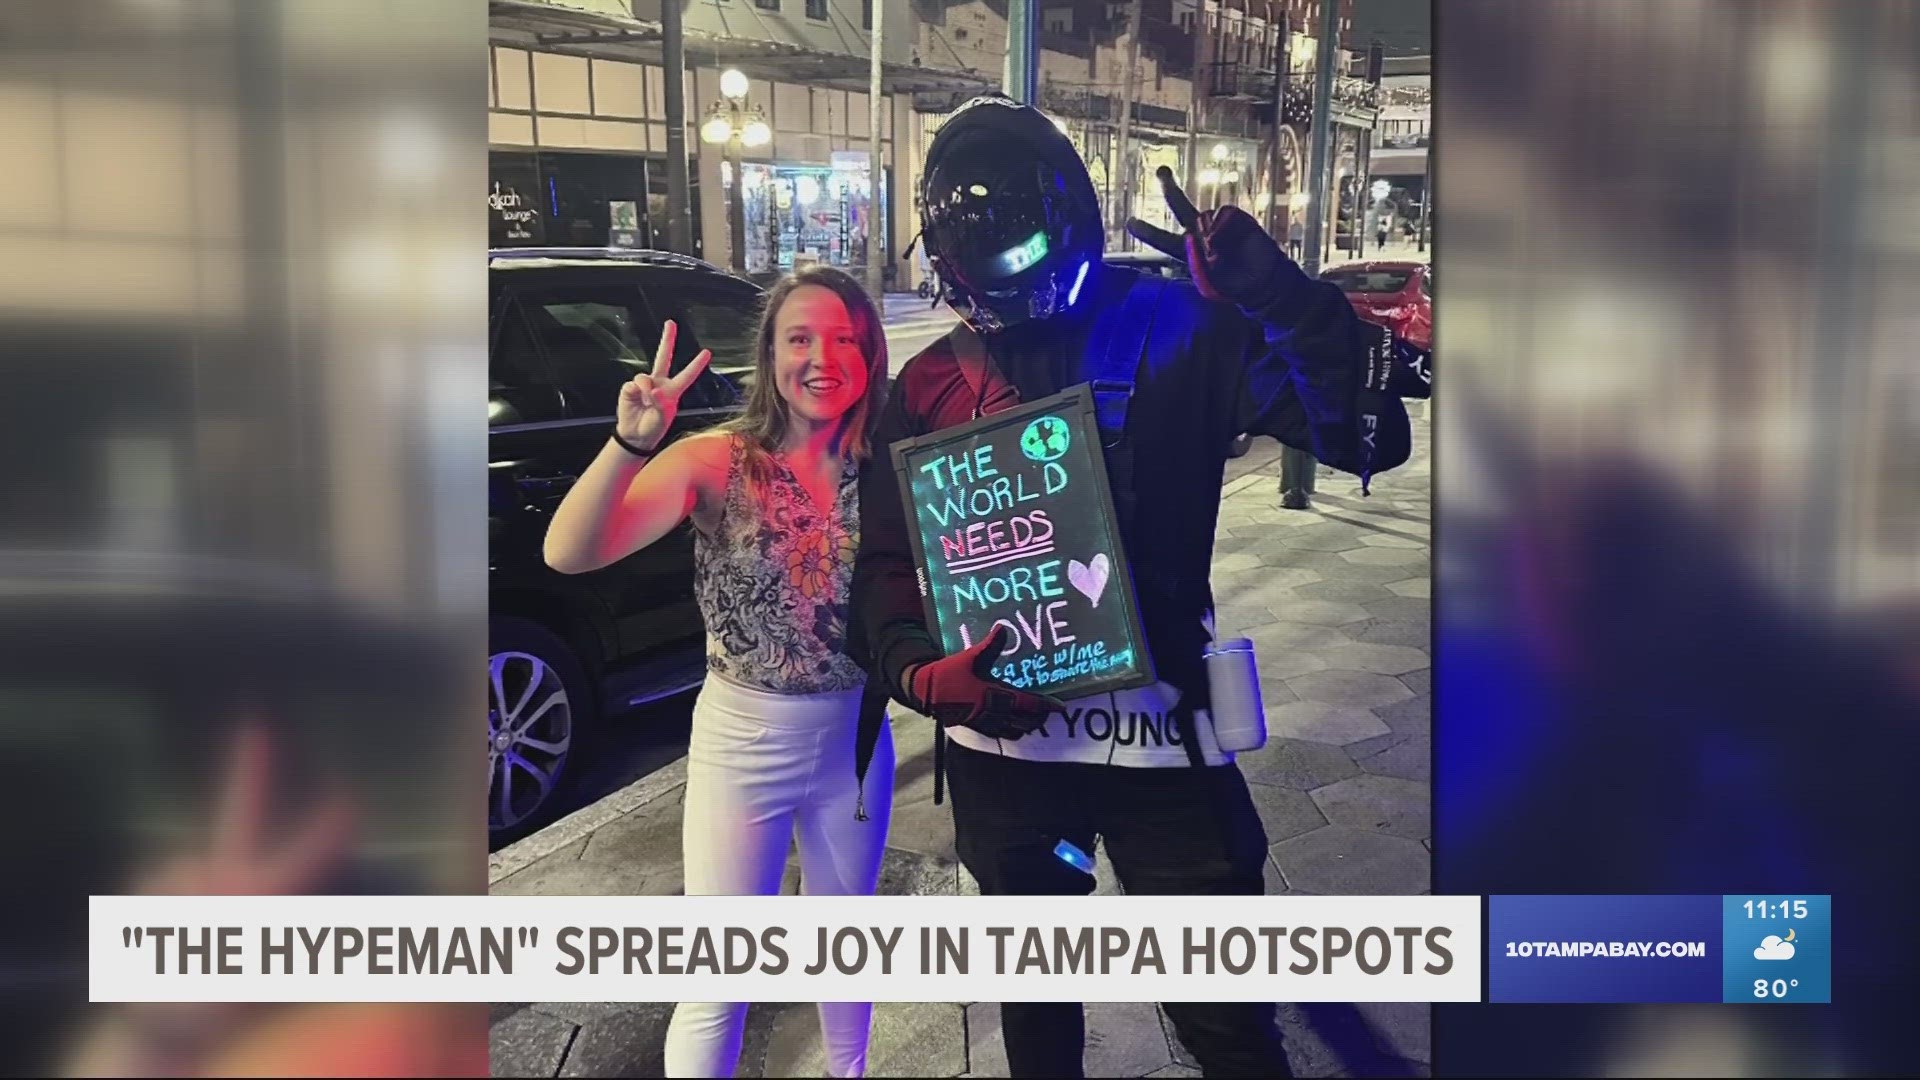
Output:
[1227, 433, 1254, 458]
[488, 616, 593, 841]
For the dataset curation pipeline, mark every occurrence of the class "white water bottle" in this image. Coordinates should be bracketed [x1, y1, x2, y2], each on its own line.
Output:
[1204, 637, 1267, 753]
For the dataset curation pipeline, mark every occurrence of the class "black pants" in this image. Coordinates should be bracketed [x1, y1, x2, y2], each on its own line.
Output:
[1279, 445, 1318, 500]
[945, 742, 1289, 1078]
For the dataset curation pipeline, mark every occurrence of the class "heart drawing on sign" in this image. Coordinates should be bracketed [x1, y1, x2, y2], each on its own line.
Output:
[1067, 553, 1111, 607]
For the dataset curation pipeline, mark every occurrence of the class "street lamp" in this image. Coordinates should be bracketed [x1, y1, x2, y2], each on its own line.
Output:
[1201, 143, 1245, 208]
[701, 68, 771, 274]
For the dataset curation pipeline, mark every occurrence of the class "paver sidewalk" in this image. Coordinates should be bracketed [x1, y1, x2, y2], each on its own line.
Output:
[491, 404, 1432, 1078]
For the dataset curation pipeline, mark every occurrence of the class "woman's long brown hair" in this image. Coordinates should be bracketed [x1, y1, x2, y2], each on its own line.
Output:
[717, 265, 890, 495]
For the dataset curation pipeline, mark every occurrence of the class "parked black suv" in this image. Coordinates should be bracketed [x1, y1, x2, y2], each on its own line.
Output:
[489, 248, 756, 839]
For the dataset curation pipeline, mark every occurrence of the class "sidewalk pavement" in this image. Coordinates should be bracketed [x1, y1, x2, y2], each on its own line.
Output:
[881, 292, 951, 325]
[1327, 240, 1431, 266]
[490, 404, 1432, 1078]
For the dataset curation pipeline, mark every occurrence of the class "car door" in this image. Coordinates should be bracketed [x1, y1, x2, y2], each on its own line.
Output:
[515, 273, 742, 658]
[604, 272, 758, 653]
[489, 288, 582, 589]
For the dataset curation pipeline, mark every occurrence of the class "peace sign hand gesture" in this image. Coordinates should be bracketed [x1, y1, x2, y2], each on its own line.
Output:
[1125, 166, 1291, 309]
[616, 319, 713, 454]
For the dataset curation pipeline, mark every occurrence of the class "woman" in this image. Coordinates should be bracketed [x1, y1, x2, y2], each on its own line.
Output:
[544, 266, 892, 1078]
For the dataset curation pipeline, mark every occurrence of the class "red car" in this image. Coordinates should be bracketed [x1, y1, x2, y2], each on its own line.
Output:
[1321, 261, 1431, 350]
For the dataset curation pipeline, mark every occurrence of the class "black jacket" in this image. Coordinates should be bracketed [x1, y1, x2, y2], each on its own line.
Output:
[846, 261, 1413, 802]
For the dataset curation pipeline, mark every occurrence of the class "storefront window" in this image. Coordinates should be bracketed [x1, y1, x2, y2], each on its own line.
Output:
[1130, 144, 1184, 236]
[736, 159, 889, 278]
[488, 150, 704, 255]
[489, 153, 546, 247]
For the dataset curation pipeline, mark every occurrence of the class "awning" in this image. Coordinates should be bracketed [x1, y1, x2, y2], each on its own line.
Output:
[489, 0, 996, 102]
[1368, 147, 1429, 178]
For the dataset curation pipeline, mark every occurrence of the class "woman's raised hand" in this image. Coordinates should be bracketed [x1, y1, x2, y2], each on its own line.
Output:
[615, 319, 713, 453]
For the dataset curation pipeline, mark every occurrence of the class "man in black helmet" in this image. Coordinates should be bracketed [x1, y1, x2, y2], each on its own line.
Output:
[848, 94, 1417, 1078]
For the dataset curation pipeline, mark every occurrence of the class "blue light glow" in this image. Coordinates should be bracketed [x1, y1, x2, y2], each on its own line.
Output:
[1066, 260, 1089, 307]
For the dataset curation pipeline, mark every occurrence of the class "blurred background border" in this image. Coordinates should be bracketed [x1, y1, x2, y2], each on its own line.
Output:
[1, 1, 488, 1074]
[1435, 0, 1918, 1075]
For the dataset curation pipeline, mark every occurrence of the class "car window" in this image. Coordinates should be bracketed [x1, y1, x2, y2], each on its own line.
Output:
[1420, 269, 1432, 299]
[489, 300, 563, 426]
[644, 277, 763, 392]
[1322, 269, 1414, 293]
[515, 284, 736, 418]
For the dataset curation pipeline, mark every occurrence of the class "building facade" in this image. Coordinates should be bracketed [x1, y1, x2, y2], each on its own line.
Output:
[488, 0, 978, 286]
[487, 0, 1373, 287]
[1362, 53, 1429, 247]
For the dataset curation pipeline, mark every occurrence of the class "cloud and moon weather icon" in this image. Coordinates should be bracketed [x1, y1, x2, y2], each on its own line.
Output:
[1754, 928, 1797, 961]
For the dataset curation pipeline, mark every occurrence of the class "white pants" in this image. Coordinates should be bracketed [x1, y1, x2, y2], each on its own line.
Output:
[664, 674, 895, 1079]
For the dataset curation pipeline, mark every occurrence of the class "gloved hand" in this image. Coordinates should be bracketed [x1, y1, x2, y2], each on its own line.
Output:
[906, 626, 1064, 740]
[1126, 166, 1291, 310]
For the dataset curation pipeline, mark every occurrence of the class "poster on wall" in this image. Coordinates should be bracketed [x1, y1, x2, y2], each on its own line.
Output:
[608, 200, 639, 248]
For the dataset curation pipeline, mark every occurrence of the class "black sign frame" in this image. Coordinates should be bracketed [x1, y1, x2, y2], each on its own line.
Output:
[889, 383, 1156, 700]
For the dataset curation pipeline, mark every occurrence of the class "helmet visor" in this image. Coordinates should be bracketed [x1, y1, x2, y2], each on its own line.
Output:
[924, 191, 1065, 295]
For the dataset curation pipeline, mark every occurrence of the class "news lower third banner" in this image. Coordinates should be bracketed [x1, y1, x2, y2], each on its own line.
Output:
[1488, 895, 1832, 1003]
[91, 895, 1478, 1003]
[89, 894, 1832, 1004]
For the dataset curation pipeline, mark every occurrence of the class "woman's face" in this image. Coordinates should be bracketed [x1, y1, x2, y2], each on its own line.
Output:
[771, 284, 870, 429]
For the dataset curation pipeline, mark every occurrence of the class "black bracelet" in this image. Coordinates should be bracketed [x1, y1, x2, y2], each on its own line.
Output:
[610, 430, 653, 458]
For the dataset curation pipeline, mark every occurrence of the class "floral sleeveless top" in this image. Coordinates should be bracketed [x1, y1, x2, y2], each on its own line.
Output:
[693, 435, 866, 694]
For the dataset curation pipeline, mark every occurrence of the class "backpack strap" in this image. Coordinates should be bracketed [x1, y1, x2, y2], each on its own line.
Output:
[1083, 275, 1167, 444]
[1082, 275, 1205, 768]
[948, 323, 1001, 419]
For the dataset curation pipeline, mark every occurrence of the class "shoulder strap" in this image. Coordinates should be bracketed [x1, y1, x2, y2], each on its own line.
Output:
[1082, 275, 1207, 770]
[1084, 274, 1168, 444]
[951, 325, 986, 398]
[712, 431, 748, 531]
[948, 323, 997, 417]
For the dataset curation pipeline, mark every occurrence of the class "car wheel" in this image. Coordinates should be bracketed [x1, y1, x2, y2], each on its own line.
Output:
[489, 616, 591, 838]
[1227, 433, 1254, 458]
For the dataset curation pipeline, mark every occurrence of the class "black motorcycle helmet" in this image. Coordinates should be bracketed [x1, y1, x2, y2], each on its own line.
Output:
[918, 94, 1104, 333]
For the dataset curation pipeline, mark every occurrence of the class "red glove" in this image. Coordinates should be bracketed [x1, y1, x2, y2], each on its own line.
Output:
[907, 626, 1064, 740]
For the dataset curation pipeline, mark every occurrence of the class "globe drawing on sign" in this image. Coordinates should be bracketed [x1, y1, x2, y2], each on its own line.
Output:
[1020, 415, 1071, 462]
